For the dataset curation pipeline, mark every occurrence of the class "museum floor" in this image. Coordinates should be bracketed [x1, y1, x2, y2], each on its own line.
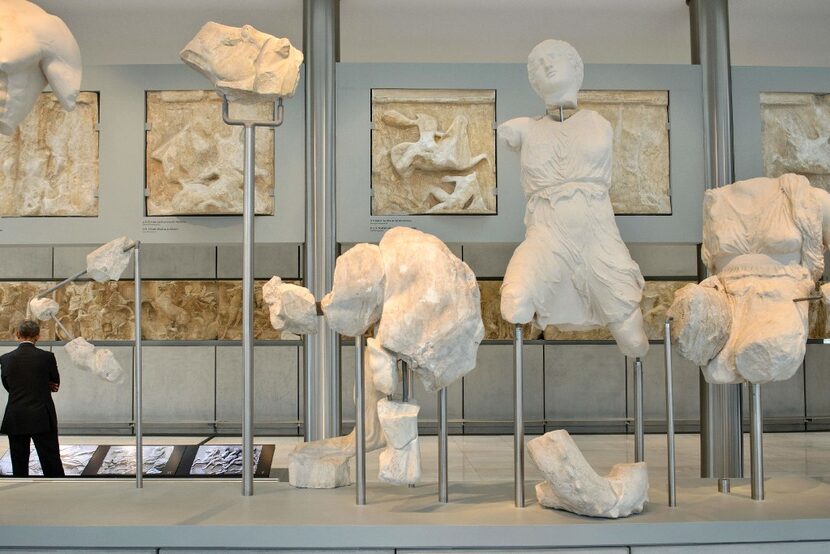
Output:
[1, 432, 830, 552]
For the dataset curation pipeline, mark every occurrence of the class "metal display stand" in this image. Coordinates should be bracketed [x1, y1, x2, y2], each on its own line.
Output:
[220, 95, 285, 497]
[513, 324, 524, 508]
[400, 361, 417, 490]
[749, 383, 764, 501]
[355, 336, 366, 505]
[664, 318, 677, 507]
[438, 386, 449, 503]
[634, 357, 645, 463]
[133, 242, 143, 489]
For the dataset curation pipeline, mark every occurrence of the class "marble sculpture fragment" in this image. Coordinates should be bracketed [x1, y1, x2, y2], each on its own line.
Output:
[528, 430, 648, 518]
[498, 39, 649, 359]
[64, 337, 125, 384]
[500, 39, 650, 518]
[263, 276, 317, 335]
[371, 89, 496, 215]
[0, 0, 82, 135]
[86, 236, 133, 282]
[28, 297, 59, 321]
[283, 227, 483, 488]
[181, 22, 303, 103]
[668, 173, 830, 385]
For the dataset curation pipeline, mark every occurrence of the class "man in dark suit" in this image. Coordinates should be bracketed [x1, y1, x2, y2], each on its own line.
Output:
[1, 320, 64, 477]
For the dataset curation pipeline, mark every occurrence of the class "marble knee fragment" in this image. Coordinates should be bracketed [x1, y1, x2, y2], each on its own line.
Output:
[28, 297, 59, 321]
[377, 399, 421, 485]
[528, 430, 648, 518]
[263, 276, 318, 335]
[64, 337, 125, 384]
[667, 278, 732, 367]
[320, 243, 385, 337]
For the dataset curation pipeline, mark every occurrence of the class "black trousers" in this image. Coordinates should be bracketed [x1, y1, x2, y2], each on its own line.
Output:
[8, 431, 64, 477]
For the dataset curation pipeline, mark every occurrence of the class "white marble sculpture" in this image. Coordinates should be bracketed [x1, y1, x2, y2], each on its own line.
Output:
[263, 276, 317, 335]
[0, 0, 82, 135]
[281, 227, 484, 488]
[426, 173, 487, 214]
[383, 111, 489, 179]
[668, 174, 830, 384]
[528, 431, 648, 519]
[498, 39, 649, 358]
[28, 297, 59, 321]
[181, 22, 303, 103]
[86, 236, 133, 283]
[64, 337, 125, 384]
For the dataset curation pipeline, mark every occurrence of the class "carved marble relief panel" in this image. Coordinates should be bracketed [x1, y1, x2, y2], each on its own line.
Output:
[145, 90, 275, 216]
[478, 280, 691, 341]
[0, 92, 99, 216]
[56, 281, 135, 341]
[371, 89, 496, 215]
[572, 90, 671, 214]
[0, 282, 56, 340]
[216, 280, 301, 341]
[761, 92, 830, 190]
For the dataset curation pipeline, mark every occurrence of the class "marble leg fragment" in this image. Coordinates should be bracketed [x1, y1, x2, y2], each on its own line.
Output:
[377, 398, 421, 485]
[289, 353, 386, 488]
[528, 430, 648, 518]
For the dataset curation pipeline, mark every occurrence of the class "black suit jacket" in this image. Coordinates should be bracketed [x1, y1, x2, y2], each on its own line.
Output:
[1, 343, 60, 435]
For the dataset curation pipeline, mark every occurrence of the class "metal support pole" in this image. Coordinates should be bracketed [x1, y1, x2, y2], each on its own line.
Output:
[664, 319, 676, 507]
[513, 324, 525, 508]
[303, 0, 340, 442]
[438, 387, 448, 503]
[634, 357, 645, 463]
[749, 383, 765, 501]
[241, 124, 256, 496]
[37, 269, 86, 298]
[221, 96, 285, 497]
[688, 0, 743, 483]
[355, 335, 366, 505]
[134, 242, 143, 489]
[401, 360, 410, 402]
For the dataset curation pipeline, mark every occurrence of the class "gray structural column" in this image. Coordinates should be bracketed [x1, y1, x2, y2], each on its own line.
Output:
[304, 0, 341, 441]
[688, 0, 743, 481]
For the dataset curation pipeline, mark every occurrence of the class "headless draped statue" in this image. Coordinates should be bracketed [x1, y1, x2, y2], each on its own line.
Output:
[498, 39, 648, 358]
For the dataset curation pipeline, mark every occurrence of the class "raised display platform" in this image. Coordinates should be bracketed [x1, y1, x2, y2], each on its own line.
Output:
[0, 476, 828, 551]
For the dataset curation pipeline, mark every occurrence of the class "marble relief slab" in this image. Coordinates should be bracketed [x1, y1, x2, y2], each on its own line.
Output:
[0, 92, 99, 216]
[371, 89, 497, 215]
[0, 444, 97, 476]
[478, 280, 691, 341]
[761, 92, 830, 190]
[145, 90, 275, 216]
[56, 281, 135, 341]
[571, 90, 671, 215]
[97, 445, 174, 475]
[0, 280, 298, 341]
[0, 282, 56, 340]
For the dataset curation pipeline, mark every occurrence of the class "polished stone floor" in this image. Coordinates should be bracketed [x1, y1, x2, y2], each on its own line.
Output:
[1, 432, 829, 483]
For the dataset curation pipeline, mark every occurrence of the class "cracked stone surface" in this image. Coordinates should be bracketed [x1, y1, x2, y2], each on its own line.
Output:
[146, 90, 275, 215]
[762, 92, 830, 191]
[0, 92, 98, 216]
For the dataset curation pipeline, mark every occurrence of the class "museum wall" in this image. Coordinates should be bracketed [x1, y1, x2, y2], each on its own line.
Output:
[0, 0, 827, 436]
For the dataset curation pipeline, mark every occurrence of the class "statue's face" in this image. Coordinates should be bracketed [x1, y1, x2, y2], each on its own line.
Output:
[528, 44, 578, 100]
[0, 0, 81, 135]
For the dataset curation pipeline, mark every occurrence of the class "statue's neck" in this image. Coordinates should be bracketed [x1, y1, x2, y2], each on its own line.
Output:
[543, 89, 578, 112]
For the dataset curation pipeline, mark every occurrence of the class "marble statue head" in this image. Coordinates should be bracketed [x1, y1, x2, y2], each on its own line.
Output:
[527, 39, 584, 110]
[181, 22, 303, 103]
[0, 0, 82, 135]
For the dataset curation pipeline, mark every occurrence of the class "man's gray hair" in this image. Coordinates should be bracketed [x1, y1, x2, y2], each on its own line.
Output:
[17, 320, 40, 339]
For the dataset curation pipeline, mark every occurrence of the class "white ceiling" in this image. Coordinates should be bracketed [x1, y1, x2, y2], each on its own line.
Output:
[32, 0, 830, 67]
